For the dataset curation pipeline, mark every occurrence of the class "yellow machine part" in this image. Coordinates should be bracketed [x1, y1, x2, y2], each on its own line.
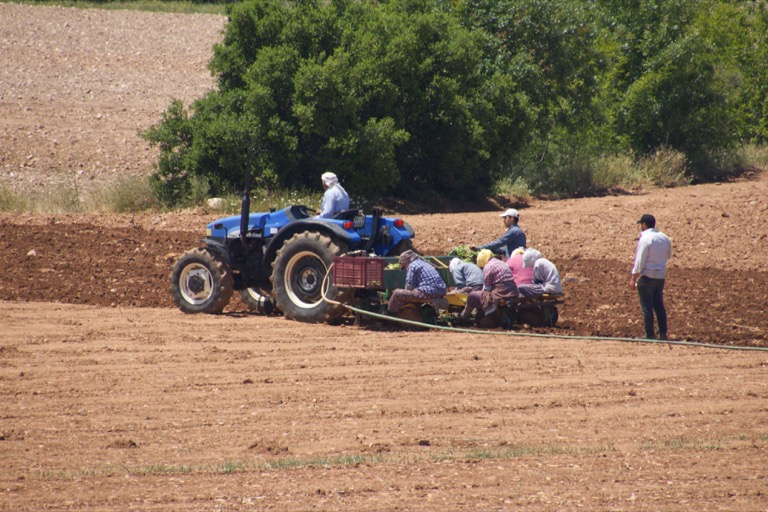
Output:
[446, 293, 467, 307]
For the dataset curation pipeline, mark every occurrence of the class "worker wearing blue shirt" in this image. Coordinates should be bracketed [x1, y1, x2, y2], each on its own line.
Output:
[470, 208, 526, 259]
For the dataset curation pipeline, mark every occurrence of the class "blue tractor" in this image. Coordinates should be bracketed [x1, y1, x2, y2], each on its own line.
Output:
[170, 183, 414, 323]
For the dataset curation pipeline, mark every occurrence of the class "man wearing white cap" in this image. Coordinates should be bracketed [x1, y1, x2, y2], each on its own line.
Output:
[470, 208, 526, 259]
[317, 172, 350, 218]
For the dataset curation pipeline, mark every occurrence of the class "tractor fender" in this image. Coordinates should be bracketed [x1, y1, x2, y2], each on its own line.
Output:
[263, 220, 354, 266]
[203, 239, 232, 265]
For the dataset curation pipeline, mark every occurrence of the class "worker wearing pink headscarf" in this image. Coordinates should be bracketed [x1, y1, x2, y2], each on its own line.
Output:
[507, 246, 534, 287]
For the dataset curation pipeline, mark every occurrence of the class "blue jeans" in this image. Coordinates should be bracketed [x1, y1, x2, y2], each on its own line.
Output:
[636, 276, 667, 339]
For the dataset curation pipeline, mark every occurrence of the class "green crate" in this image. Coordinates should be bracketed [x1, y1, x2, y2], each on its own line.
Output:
[382, 255, 455, 290]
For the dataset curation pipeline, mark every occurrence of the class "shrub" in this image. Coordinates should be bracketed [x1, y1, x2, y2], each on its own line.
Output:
[0, 184, 29, 212]
[742, 144, 768, 171]
[637, 147, 691, 188]
[590, 153, 646, 191]
[91, 176, 162, 212]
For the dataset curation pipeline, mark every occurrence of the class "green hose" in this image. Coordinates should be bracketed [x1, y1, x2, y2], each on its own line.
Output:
[321, 262, 768, 352]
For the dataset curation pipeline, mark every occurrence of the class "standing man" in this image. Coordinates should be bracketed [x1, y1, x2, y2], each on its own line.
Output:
[470, 208, 526, 259]
[630, 214, 672, 340]
[317, 172, 350, 218]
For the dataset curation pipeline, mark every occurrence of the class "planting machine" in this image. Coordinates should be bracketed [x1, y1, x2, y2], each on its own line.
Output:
[170, 161, 562, 327]
[330, 254, 563, 328]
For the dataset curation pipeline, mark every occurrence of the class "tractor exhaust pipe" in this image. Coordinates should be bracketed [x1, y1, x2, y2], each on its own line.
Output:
[363, 206, 383, 253]
[239, 145, 254, 249]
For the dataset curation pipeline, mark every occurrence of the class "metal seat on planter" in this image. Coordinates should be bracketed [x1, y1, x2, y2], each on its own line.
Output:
[537, 293, 565, 303]
[496, 297, 526, 308]
[445, 293, 467, 307]
[407, 296, 450, 311]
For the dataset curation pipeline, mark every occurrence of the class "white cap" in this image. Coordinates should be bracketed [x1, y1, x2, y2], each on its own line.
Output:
[500, 208, 519, 218]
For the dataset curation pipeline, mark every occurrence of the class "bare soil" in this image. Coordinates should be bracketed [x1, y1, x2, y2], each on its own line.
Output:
[1, 5, 768, 511]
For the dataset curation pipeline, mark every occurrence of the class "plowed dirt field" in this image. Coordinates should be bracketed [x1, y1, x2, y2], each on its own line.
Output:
[1, 4, 767, 511]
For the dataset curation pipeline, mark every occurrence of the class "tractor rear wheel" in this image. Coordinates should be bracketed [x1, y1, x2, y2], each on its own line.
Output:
[271, 232, 347, 323]
[170, 248, 234, 314]
[387, 238, 414, 256]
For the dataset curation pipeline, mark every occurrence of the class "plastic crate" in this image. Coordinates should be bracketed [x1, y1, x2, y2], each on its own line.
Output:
[332, 256, 386, 289]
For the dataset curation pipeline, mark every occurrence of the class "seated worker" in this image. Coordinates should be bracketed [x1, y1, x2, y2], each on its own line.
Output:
[317, 172, 350, 218]
[448, 257, 483, 294]
[460, 249, 519, 319]
[469, 208, 526, 259]
[507, 246, 534, 287]
[516, 248, 563, 298]
[387, 250, 447, 315]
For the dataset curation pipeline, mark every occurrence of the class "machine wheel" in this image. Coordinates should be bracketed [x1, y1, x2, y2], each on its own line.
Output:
[239, 287, 275, 314]
[420, 304, 438, 325]
[476, 310, 502, 329]
[541, 305, 559, 327]
[396, 303, 434, 330]
[397, 303, 423, 323]
[271, 232, 347, 323]
[517, 308, 546, 327]
[170, 248, 234, 314]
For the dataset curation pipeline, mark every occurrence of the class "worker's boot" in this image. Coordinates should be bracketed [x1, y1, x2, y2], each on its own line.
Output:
[458, 307, 472, 321]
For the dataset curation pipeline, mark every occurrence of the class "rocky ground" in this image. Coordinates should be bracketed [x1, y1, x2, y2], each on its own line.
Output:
[1, 4, 767, 511]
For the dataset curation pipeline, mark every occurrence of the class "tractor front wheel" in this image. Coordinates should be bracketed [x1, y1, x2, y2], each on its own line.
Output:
[170, 248, 234, 314]
[271, 232, 347, 323]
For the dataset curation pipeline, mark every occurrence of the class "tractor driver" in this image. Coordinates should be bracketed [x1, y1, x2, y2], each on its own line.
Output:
[317, 172, 350, 218]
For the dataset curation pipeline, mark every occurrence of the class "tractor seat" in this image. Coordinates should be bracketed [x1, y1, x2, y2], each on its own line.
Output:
[333, 209, 360, 221]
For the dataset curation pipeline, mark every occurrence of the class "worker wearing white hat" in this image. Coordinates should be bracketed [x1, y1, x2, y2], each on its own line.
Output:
[317, 172, 350, 218]
[470, 208, 526, 259]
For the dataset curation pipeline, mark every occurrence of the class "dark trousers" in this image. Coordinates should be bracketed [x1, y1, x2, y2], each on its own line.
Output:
[636, 276, 667, 339]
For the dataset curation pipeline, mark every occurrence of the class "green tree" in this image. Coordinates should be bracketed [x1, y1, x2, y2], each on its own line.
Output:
[454, 0, 604, 195]
[596, 0, 740, 178]
[144, 0, 534, 203]
[694, 1, 768, 144]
